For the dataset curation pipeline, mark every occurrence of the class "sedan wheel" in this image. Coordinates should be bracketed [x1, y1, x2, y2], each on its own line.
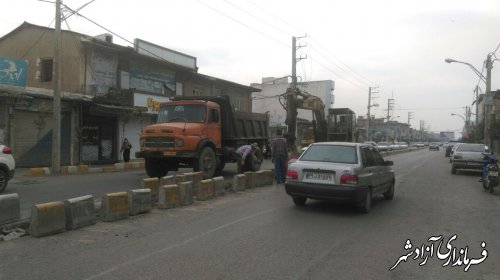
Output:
[451, 164, 457, 174]
[383, 181, 395, 200]
[0, 169, 7, 193]
[361, 189, 372, 213]
[293, 197, 306, 206]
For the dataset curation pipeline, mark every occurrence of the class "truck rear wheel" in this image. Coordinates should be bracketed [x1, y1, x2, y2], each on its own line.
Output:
[145, 158, 168, 178]
[194, 147, 216, 179]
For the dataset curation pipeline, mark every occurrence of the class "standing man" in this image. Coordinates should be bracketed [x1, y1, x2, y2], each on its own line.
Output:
[271, 129, 288, 184]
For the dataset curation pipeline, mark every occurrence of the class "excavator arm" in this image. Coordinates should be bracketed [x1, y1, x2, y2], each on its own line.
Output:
[294, 89, 328, 142]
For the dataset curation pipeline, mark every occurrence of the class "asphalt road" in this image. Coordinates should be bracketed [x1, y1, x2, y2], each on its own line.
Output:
[1, 149, 499, 279]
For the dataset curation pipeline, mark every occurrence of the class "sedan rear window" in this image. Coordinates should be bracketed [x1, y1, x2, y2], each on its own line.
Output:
[300, 145, 357, 164]
[456, 144, 486, 152]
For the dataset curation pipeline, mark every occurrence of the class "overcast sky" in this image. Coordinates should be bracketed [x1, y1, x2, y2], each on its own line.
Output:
[2, 0, 500, 134]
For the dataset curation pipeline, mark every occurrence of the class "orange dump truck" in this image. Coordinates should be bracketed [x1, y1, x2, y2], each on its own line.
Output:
[136, 96, 269, 179]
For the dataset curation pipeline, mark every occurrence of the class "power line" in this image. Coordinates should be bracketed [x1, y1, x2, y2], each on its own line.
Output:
[196, 0, 289, 49]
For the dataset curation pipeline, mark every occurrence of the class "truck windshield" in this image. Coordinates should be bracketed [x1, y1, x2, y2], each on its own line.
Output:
[157, 105, 206, 123]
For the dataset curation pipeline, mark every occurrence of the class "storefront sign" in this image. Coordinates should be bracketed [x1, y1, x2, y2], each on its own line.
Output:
[0, 56, 28, 87]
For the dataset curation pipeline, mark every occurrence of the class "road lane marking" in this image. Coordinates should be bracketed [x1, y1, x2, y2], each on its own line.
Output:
[83, 207, 281, 280]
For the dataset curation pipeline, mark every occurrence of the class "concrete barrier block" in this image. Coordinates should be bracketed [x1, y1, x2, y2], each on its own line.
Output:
[29, 201, 66, 237]
[60, 166, 69, 174]
[191, 171, 204, 196]
[0, 193, 20, 224]
[89, 167, 103, 173]
[142, 178, 160, 205]
[159, 185, 180, 209]
[198, 179, 215, 201]
[64, 195, 96, 230]
[183, 172, 194, 184]
[244, 171, 256, 189]
[68, 166, 78, 174]
[77, 165, 89, 173]
[233, 174, 246, 191]
[28, 167, 50, 176]
[213, 176, 225, 196]
[178, 181, 194, 206]
[103, 166, 115, 173]
[160, 175, 176, 186]
[128, 189, 152, 215]
[175, 174, 186, 184]
[100, 192, 129, 222]
[255, 170, 266, 187]
[262, 170, 274, 186]
[114, 163, 125, 170]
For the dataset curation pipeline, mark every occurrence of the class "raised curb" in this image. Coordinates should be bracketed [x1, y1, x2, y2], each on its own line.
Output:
[26, 160, 145, 177]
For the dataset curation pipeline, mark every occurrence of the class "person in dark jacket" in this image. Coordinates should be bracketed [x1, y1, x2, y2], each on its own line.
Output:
[121, 138, 132, 162]
[271, 130, 288, 184]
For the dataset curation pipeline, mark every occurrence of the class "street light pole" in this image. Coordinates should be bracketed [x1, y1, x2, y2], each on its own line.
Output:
[445, 56, 494, 147]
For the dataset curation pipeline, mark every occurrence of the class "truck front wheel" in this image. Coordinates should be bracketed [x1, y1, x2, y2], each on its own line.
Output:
[194, 147, 216, 179]
[145, 158, 168, 178]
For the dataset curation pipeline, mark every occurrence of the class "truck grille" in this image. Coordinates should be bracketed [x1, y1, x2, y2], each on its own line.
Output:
[144, 137, 174, 148]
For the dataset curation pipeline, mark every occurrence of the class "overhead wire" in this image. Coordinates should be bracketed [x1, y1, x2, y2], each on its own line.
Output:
[199, 0, 375, 91]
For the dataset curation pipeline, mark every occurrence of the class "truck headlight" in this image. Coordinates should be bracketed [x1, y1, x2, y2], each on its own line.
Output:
[175, 139, 184, 147]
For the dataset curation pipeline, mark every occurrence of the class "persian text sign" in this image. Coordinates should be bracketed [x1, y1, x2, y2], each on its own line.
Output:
[0, 56, 28, 87]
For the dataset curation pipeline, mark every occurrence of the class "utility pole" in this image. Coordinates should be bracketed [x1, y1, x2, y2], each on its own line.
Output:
[484, 53, 492, 148]
[286, 35, 306, 152]
[52, 0, 62, 173]
[366, 86, 378, 141]
[386, 98, 395, 121]
[407, 112, 413, 125]
[407, 112, 413, 143]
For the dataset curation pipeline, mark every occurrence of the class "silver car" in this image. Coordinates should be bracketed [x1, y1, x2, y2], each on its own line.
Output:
[284, 142, 395, 213]
[451, 143, 488, 174]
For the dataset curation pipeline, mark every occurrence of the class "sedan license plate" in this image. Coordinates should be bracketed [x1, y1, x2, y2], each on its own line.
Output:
[305, 172, 334, 183]
[488, 171, 498, 177]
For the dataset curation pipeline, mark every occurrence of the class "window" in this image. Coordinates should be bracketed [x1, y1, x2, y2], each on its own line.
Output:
[193, 88, 203, 96]
[40, 58, 53, 82]
[301, 144, 357, 164]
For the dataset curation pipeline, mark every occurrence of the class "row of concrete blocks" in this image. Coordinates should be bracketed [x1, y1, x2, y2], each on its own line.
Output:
[0, 169, 275, 238]
[27, 162, 145, 176]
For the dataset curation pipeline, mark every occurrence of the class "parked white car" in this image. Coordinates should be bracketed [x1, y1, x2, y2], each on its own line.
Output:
[0, 141, 16, 193]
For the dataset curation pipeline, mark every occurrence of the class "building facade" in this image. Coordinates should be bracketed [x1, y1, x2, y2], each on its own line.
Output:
[0, 22, 257, 167]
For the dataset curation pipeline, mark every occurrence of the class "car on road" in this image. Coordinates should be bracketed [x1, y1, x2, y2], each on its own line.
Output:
[0, 141, 16, 193]
[445, 141, 459, 157]
[376, 141, 391, 152]
[429, 142, 440, 151]
[284, 142, 395, 213]
[451, 143, 488, 174]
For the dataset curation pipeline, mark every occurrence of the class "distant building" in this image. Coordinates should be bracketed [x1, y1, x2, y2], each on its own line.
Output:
[439, 131, 455, 140]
